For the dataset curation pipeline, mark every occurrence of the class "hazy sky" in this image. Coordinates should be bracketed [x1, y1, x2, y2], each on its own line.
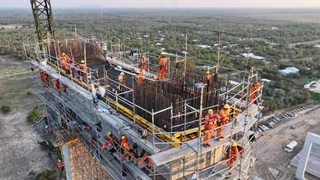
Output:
[1, 0, 320, 8]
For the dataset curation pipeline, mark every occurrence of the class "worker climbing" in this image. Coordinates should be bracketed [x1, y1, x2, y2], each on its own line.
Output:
[137, 149, 152, 168]
[224, 140, 239, 166]
[205, 70, 212, 92]
[53, 79, 62, 95]
[120, 135, 135, 161]
[217, 104, 231, 140]
[39, 69, 49, 87]
[157, 52, 167, 80]
[76, 60, 88, 82]
[249, 77, 261, 104]
[203, 109, 220, 147]
[140, 53, 147, 75]
[135, 71, 144, 86]
[101, 131, 119, 153]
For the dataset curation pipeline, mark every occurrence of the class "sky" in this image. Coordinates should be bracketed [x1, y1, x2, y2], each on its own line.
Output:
[1, 0, 320, 8]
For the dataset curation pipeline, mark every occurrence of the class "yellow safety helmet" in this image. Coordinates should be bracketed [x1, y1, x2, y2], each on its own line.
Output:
[81, 60, 85, 64]
[121, 135, 126, 140]
[206, 71, 210, 74]
[120, 72, 125, 76]
[231, 141, 237, 147]
[108, 131, 112, 135]
[224, 104, 230, 109]
[136, 70, 140, 74]
[161, 52, 165, 56]
[62, 53, 66, 56]
[208, 109, 213, 114]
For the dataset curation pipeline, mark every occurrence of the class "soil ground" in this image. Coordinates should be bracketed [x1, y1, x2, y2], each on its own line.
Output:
[0, 55, 57, 180]
[251, 104, 320, 180]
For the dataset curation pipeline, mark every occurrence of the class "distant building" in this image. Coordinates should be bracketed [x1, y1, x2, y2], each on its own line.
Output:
[156, 43, 162, 46]
[303, 81, 317, 90]
[196, 45, 212, 49]
[143, 35, 149, 38]
[261, 78, 271, 83]
[241, 53, 265, 60]
[279, 67, 300, 76]
[271, 27, 279, 30]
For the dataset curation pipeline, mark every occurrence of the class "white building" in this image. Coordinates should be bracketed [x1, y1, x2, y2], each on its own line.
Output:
[279, 67, 300, 76]
[241, 53, 265, 60]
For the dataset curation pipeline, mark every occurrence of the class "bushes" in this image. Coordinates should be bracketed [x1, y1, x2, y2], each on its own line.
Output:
[35, 169, 56, 180]
[1, 105, 11, 114]
[26, 107, 40, 123]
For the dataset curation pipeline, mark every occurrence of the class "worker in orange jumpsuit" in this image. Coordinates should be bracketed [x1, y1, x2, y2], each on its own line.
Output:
[217, 104, 231, 139]
[249, 77, 261, 104]
[135, 71, 144, 86]
[101, 131, 119, 153]
[120, 135, 135, 161]
[140, 54, 147, 75]
[203, 109, 220, 147]
[224, 141, 239, 166]
[41, 71, 49, 87]
[53, 79, 62, 95]
[60, 53, 71, 74]
[76, 60, 88, 82]
[205, 70, 212, 92]
[137, 149, 152, 168]
[157, 52, 167, 80]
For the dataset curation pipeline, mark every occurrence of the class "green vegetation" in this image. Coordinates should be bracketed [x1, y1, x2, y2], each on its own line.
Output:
[310, 91, 320, 101]
[1, 105, 11, 114]
[35, 169, 56, 180]
[26, 107, 40, 123]
[1, 8, 320, 112]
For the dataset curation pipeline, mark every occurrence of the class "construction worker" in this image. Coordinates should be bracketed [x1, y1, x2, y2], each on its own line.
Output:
[135, 71, 144, 86]
[53, 79, 62, 95]
[118, 72, 126, 94]
[102, 43, 107, 56]
[217, 104, 231, 139]
[203, 109, 220, 147]
[137, 149, 152, 168]
[41, 71, 49, 87]
[60, 53, 71, 74]
[224, 141, 239, 166]
[101, 131, 119, 153]
[76, 60, 88, 82]
[249, 77, 261, 104]
[140, 54, 147, 74]
[120, 135, 135, 161]
[157, 52, 167, 80]
[205, 70, 212, 92]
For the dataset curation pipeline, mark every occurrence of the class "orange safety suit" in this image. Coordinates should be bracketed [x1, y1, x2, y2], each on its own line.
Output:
[206, 73, 212, 92]
[224, 146, 239, 166]
[217, 108, 230, 137]
[249, 81, 261, 103]
[140, 56, 147, 73]
[76, 63, 88, 81]
[101, 134, 118, 151]
[203, 114, 220, 145]
[41, 72, 49, 87]
[137, 150, 152, 168]
[120, 138, 135, 160]
[53, 79, 62, 95]
[157, 57, 167, 79]
[135, 74, 144, 86]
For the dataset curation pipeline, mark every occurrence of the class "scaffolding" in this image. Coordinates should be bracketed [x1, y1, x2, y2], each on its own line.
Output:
[25, 35, 264, 180]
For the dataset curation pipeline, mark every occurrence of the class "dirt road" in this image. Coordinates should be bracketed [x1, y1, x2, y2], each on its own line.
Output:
[251, 104, 320, 180]
[0, 55, 56, 180]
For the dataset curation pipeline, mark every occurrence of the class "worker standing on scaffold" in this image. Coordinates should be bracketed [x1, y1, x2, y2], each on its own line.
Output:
[203, 109, 220, 147]
[157, 52, 167, 80]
